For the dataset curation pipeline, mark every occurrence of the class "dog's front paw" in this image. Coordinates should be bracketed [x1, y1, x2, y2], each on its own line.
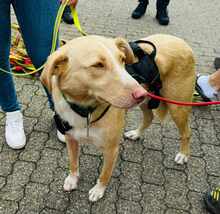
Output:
[124, 129, 141, 140]
[63, 174, 79, 191]
[175, 153, 188, 164]
[89, 182, 106, 202]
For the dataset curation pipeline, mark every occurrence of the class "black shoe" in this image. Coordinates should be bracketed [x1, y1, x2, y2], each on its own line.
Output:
[204, 186, 220, 214]
[156, 9, 169, 25]
[62, 6, 74, 25]
[214, 57, 220, 70]
[131, 1, 148, 19]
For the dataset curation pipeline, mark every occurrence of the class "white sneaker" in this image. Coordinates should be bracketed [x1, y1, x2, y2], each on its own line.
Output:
[5, 110, 26, 149]
[57, 130, 66, 143]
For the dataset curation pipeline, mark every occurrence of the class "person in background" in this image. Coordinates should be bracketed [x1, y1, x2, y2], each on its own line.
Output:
[196, 57, 220, 101]
[204, 185, 220, 214]
[0, 0, 78, 149]
[131, 0, 170, 25]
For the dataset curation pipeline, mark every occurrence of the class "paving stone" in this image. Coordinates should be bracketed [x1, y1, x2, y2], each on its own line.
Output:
[18, 84, 39, 105]
[77, 154, 100, 192]
[162, 119, 180, 140]
[91, 199, 116, 214]
[14, 78, 35, 92]
[142, 123, 163, 150]
[45, 131, 64, 150]
[0, 161, 35, 201]
[164, 169, 189, 210]
[202, 144, 220, 176]
[165, 209, 189, 214]
[82, 144, 102, 156]
[58, 147, 69, 170]
[31, 148, 61, 184]
[142, 150, 164, 185]
[45, 191, 69, 212]
[23, 116, 38, 135]
[0, 200, 18, 214]
[207, 175, 220, 188]
[24, 95, 47, 118]
[0, 150, 18, 176]
[67, 191, 91, 214]
[187, 157, 209, 192]
[188, 191, 209, 214]
[34, 108, 54, 132]
[49, 167, 67, 194]
[40, 208, 61, 214]
[122, 139, 144, 163]
[119, 162, 142, 201]
[19, 131, 48, 162]
[211, 110, 220, 132]
[0, 177, 6, 190]
[116, 199, 142, 214]
[197, 118, 219, 146]
[190, 129, 204, 157]
[120, 161, 142, 182]
[141, 184, 166, 214]
[18, 182, 49, 213]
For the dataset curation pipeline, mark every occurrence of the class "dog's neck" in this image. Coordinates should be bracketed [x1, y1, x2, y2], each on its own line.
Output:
[51, 75, 110, 128]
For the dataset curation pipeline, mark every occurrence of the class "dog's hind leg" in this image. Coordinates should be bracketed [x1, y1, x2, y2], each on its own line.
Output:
[63, 134, 80, 191]
[89, 143, 119, 202]
[124, 103, 154, 140]
[168, 105, 192, 164]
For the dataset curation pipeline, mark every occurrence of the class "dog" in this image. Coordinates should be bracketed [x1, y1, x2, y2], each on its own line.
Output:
[40, 34, 195, 202]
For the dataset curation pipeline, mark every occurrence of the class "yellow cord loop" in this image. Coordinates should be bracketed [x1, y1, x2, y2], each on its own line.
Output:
[0, 0, 86, 77]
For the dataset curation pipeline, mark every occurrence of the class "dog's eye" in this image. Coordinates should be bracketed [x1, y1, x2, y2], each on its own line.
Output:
[92, 62, 104, 68]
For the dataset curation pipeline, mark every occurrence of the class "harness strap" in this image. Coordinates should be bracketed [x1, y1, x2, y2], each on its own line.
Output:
[126, 40, 162, 109]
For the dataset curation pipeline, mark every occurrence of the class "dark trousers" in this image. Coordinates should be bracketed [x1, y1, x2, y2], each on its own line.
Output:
[139, 0, 170, 10]
[0, 0, 59, 111]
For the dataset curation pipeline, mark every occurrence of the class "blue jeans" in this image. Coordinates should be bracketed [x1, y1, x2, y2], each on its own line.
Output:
[0, 0, 59, 112]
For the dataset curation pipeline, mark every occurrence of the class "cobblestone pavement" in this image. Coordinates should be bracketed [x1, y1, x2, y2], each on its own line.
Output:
[1, 0, 220, 213]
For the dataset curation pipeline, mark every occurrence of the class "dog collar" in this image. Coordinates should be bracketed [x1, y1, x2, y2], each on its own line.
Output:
[54, 94, 111, 135]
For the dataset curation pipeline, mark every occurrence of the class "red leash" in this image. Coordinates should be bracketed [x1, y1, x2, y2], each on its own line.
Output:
[146, 91, 220, 106]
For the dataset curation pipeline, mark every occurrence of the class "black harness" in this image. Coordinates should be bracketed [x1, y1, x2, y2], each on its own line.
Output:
[125, 40, 162, 109]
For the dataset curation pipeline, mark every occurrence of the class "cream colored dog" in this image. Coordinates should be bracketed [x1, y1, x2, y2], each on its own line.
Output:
[40, 34, 195, 202]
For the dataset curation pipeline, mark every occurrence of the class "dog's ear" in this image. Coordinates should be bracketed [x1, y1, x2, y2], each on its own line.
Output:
[40, 52, 69, 92]
[115, 37, 135, 64]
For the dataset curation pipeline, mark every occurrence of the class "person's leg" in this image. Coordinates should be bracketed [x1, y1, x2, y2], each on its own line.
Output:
[196, 58, 220, 101]
[156, 0, 170, 25]
[131, 0, 148, 19]
[0, 0, 19, 112]
[12, 0, 60, 110]
[204, 186, 220, 214]
[0, 0, 26, 149]
[12, 0, 65, 142]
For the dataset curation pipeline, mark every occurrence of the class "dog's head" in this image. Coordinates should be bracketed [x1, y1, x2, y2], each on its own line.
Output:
[40, 35, 147, 108]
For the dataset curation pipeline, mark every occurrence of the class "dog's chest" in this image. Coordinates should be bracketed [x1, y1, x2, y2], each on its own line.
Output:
[68, 127, 105, 147]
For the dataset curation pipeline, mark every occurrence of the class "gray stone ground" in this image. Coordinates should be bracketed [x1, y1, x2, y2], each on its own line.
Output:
[0, 0, 220, 213]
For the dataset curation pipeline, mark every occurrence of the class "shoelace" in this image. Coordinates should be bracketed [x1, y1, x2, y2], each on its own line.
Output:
[211, 187, 220, 201]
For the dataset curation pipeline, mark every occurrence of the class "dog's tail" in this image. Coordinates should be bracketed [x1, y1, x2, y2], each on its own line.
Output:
[155, 102, 168, 121]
